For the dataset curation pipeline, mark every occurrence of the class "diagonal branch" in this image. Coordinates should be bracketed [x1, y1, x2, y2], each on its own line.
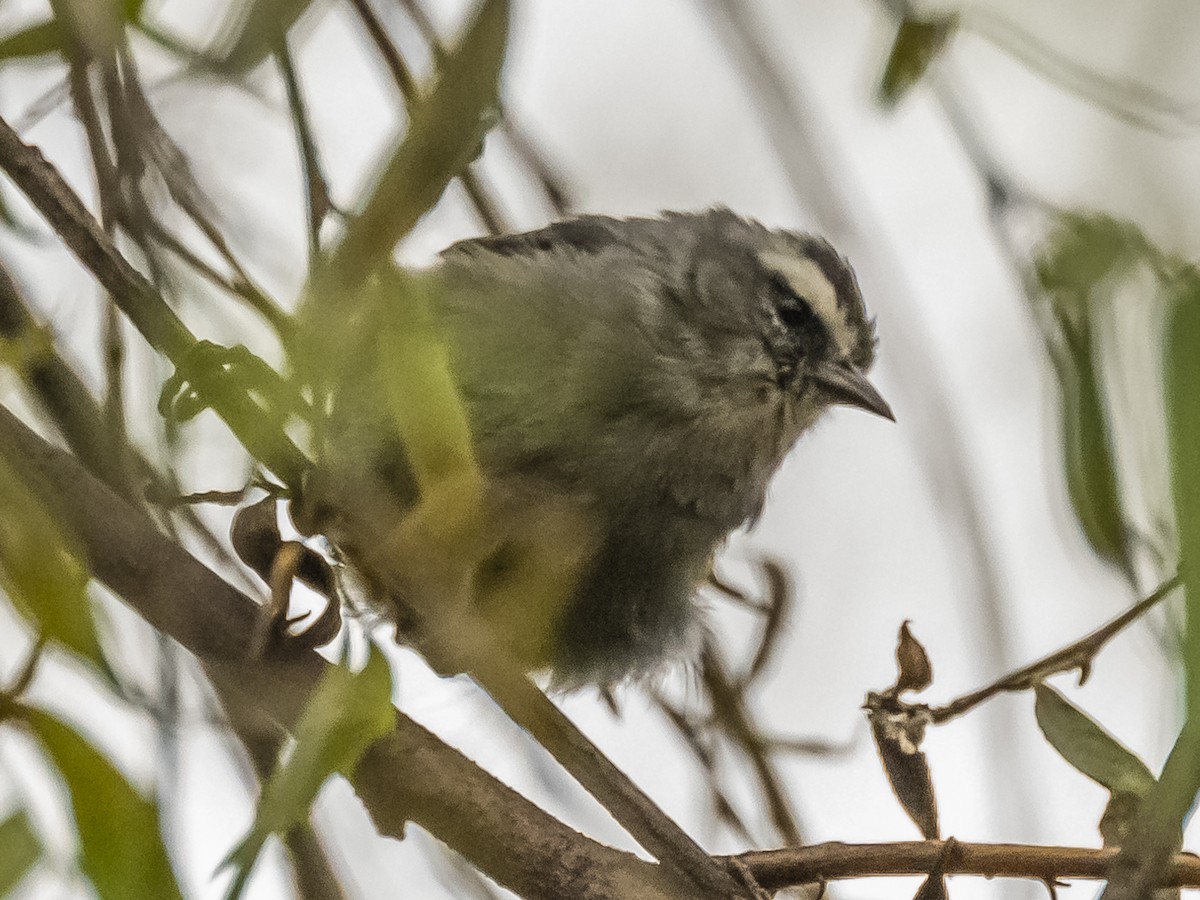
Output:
[931, 575, 1181, 723]
[730, 840, 1200, 890]
[0, 399, 695, 900]
[0, 114, 309, 486]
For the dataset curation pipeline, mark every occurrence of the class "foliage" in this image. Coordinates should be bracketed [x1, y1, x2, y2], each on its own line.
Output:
[0, 0, 1195, 897]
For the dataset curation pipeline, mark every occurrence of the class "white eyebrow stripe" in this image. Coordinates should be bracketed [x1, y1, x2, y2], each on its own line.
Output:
[758, 251, 856, 357]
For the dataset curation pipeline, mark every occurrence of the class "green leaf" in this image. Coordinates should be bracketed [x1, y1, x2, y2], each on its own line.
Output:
[157, 341, 300, 425]
[0, 457, 108, 673]
[877, 15, 957, 108]
[0, 20, 64, 62]
[1034, 684, 1156, 797]
[315, 0, 509, 299]
[1035, 214, 1139, 305]
[219, 646, 394, 900]
[1033, 214, 1153, 573]
[1059, 335, 1128, 568]
[1168, 271, 1200, 708]
[23, 708, 183, 900]
[0, 809, 41, 895]
[1097, 264, 1200, 900]
[0, 2, 145, 65]
[212, 0, 320, 74]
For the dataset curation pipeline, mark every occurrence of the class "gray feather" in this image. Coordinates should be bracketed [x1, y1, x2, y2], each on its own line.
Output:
[324, 208, 881, 685]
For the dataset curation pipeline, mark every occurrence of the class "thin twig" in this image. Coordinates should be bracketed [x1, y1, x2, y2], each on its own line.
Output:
[654, 693, 759, 846]
[930, 575, 1181, 723]
[732, 840, 1200, 890]
[701, 642, 805, 847]
[115, 53, 297, 342]
[0, 401, 697, 900]
[0, 114, 310, 485]
[351, 0, 513, 233]
[471, 663, 751, 898]
[965, 8, 1200, 135]
[275, 35, 333, 265]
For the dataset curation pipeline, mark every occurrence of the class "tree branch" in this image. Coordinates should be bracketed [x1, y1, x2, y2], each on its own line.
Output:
[0, 115, 310, 486]
[931, 576, 1181, 723]
[0, 401, 692, 900]
[732, 840, 1200, 890]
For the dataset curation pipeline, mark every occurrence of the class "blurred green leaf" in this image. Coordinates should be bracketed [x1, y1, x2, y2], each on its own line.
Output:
[0, 457, 108, 673]
[0, 809, 41, 895]
[1100, 271, 1200, 899]
[877, 15, 957, 108]
[213, 0, 320, 74]
[219, 646, 394, 900]
[1160, 281, 1200, 895]
[1034, 214, 1153, 573]
[1035, 214, 1140, 306]
[23, 708, 183, 900]
[0, 0, 146, 64]
[1035, 684, 1156, 797]
[376, 272, 482, 495]
[158, 341, 301, 425]
[1058, 336, 1128, 569]
[317, 0, 509, 299]
[1168, 270, 1200, 710]
[0, 20, 63, 62]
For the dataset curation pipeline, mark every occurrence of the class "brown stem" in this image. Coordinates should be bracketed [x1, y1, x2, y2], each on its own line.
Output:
[733, 840, 1200, 890]
[0, 114, 309, 485]
[389, 0, 573, 215]
[0, 401, 694, 900]
[700, 642, 805, 847]
[931, 576, 1181, 723]
[347, 0, 509, 234]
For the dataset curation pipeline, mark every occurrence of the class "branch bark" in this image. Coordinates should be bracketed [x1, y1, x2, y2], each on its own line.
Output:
[0, 114, 309, 487]
[731, 840, 1200, 890]
[0, 401, 691, 900]
[7, 396, 1200, 896]
[0, 100, 747, 900]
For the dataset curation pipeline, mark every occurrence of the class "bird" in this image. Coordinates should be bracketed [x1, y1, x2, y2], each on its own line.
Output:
[321, 208, 892, 687]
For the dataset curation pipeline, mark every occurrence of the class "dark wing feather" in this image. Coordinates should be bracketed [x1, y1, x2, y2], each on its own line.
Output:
[441, 216, 628, 261]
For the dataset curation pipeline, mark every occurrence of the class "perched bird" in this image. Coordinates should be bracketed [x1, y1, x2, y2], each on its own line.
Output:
[326, 208, 892, 686]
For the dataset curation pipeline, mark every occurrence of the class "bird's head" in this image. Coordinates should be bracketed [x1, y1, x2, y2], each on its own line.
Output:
[675, 208, 893, 424]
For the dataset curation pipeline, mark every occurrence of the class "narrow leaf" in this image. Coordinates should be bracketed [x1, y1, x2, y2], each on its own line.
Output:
[1100, 272, 1200, 898]
[1059, 335, 1128, 568]
[0, 809, 41, 895]
[1034, 684, 1156, 797]
[1034, 214, 1147, 572]
[317, 0, 509, 297]
[1168, 271, 1200, 720]
[866, 699, 939, 839]
[0, 20, 64, 62]
[23, 708, 183, 900]
[219, 646, 394, 900]
[878, 15, 957, 108]
[0, 457, 107, 672]
[213, 0, 320, 74]
[894, 620, 933, 694]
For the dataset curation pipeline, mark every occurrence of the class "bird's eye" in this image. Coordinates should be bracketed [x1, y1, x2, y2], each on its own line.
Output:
[768, 273, 821, 334]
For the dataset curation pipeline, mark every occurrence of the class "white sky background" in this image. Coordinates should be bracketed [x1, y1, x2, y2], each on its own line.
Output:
[1, 1, 1199, 898]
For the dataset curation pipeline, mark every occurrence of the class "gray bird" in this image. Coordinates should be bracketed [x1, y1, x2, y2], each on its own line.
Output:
[325, 208, 891, 686]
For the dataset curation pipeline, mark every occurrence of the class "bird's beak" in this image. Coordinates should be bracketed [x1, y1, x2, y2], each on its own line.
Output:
[809, 360, 895, 421]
